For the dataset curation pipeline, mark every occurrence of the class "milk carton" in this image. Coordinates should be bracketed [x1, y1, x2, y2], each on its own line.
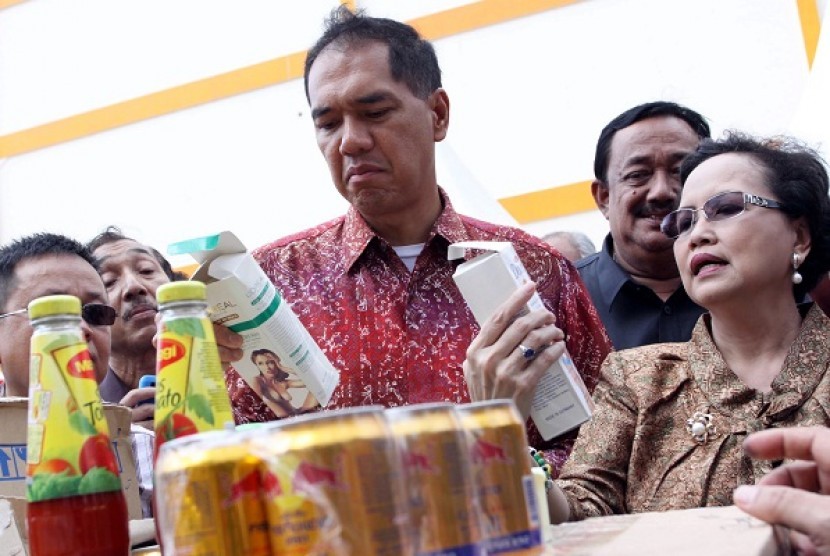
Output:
[168, 232, 339, 418]
[449, 241, 593, 440]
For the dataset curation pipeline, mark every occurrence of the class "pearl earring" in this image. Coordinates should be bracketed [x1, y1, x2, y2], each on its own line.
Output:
[792, 253, 803, 285]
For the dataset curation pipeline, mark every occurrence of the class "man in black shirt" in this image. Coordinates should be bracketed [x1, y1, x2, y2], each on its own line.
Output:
[577, 101, 709, 350]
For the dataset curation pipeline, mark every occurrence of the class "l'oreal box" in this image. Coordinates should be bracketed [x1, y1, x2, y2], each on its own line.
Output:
[448, 241, 594, 440]
[0, 398, 142, 520]
[168, 231, 340, 418]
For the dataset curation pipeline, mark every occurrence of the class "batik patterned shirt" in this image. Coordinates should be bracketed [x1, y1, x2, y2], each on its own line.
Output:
[557, 304, 830, 519]
[225, 191, 611, 475]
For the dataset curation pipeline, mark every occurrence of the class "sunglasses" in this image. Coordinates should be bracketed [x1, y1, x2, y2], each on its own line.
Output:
[0, 303, 118, 326]
[661, 190, 783, 239]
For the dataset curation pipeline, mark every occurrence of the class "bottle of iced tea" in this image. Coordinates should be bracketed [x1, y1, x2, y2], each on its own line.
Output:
[153, 281, 237, 551]
[153, 281, 234, 456]
[26, 295, 129, 556]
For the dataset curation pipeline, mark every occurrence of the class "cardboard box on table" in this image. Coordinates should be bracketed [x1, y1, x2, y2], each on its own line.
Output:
[168, 231, 339, 418]
[448, 241, 594, 441]
[0, 398, 142, 522]
[0, 496, 26, 556]
[547, 505, 784, 555]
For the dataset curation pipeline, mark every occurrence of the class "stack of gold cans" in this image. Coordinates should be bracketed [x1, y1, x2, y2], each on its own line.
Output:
[154, 400, 546, 555]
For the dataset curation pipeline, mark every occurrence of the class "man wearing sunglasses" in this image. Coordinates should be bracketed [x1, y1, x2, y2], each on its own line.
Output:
[576, 101, 710, 350]
[0, 232, 154, 517]
[0, 233, 114, 396]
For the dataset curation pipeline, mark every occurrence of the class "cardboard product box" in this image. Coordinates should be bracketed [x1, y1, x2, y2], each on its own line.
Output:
[0, 398, 142, 521]
[0, 496, 27, 556]
[448, 242, 594, 440]
[547, 505, 784, 555]
[168, 231, 340, 419]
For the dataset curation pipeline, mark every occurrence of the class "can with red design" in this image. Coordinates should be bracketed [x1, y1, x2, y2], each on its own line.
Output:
[455, 400, 544, 555]
[154, 430, 271, 556]
[253, 406, 409, 555]
[385, 402, 485, 555]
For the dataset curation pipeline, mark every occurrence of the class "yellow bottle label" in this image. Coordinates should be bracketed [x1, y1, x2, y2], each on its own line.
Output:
[26, 334, 121, 502]
[155, 316, 234, 449]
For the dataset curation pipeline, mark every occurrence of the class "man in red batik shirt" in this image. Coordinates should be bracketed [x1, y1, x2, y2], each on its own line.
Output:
[215, 7, 611, 476]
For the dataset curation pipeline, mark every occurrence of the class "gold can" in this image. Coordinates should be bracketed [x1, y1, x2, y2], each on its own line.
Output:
[385, 402, 485, 556]
[154, 430, 271, 556]
[253, 407, 409, 556]
[455, 401, 544, 555]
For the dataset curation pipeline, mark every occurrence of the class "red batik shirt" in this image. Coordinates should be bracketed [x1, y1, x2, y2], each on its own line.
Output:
[225, 190, 611, 475]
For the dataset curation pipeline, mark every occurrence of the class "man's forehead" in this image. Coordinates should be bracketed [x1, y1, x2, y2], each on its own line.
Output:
[611, 118, 699, 165]
[9, 255, 106, 303]
[308, 41, 397, 104]
[95, 240, 157, 264]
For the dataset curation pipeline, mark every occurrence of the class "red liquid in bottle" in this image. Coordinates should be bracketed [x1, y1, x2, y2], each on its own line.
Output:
[28, 490, 129, 555]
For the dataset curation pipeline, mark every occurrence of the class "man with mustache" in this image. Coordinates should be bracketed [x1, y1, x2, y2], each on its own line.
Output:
[218, 7, 611, 475]
[575, 102, 709, 349]
[0, 232, 154, 517]
[87, 226, 183, 425]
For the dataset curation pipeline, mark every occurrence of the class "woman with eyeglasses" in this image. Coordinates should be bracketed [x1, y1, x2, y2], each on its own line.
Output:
[544, 132, 830, 524]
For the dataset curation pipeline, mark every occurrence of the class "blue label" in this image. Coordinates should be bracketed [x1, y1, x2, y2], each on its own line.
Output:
[421, 543, 485, 556]
[0, 444, 27, 481]
[484, 529, 542, 554]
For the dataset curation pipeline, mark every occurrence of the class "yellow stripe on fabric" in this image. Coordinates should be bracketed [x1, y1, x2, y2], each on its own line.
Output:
[498, 180, 595, 224]
[0, 0, 27, 9]
[0, 53, 306, 158]
[0, 0, 582, 158]
[411, 0, 580, 40]
[797, 0, 821, 68]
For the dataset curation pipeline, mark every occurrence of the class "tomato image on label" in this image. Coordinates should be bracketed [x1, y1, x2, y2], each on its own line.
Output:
[35, 459, 77, 476]
[79, 434, 119, 475]
[157, 413, 199, 442]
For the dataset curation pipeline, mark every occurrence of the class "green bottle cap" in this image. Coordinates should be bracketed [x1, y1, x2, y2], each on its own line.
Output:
[27, 295, 81, 320]
[157, 281, 207, 304]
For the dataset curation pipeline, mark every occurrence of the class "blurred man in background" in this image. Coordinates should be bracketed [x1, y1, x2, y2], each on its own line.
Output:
[541, 230, 596, 263]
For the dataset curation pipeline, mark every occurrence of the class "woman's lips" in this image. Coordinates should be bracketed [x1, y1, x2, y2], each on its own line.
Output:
[690, 253, 727, 276]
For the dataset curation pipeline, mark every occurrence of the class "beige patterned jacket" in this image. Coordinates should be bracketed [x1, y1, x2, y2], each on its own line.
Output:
[557, 304, 830, 520]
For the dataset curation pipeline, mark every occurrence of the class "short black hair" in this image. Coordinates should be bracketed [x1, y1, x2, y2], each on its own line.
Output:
[680, 132, 830, 301]
[86, 226, 180, 281]
[594, 101, 711, 184]
[0, 233, 98, 311]
[303, 6, 442, 102]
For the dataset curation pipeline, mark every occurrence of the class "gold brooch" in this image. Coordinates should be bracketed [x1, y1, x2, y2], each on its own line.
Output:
[686, 412, 716, 444]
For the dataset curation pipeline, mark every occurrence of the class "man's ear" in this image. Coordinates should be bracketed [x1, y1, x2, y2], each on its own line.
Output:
[430, 88, 450, 142]
[591, 180, 611, 219]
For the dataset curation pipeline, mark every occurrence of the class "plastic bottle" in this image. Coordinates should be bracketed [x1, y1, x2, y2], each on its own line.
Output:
[153, 281, 236, 553]
[153, 281, 234, 456]
[26, 295, 129, 556]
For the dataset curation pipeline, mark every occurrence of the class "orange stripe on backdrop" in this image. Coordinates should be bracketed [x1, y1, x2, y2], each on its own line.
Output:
[0, 0, 27, 9]
[0, 52, 306, 158]
[0, 0, 582, 158]
[498, 180, 596, 224]
[797, 0, 821, 68]
[409, 0, 581, 39]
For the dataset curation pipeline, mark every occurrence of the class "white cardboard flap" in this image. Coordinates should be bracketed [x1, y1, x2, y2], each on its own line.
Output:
[447, 241, 512, 261]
